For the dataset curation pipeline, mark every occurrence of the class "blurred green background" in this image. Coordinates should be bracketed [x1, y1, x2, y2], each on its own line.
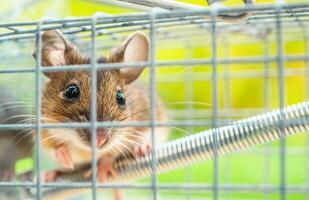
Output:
[0, 0, 309, 200]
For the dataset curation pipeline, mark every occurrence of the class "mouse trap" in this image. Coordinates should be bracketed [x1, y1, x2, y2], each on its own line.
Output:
[0, 0, 309, 200]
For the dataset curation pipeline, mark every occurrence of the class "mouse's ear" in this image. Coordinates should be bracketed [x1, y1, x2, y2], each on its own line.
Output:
[111, 31, 149, 84]
[32, 30, 88, 78]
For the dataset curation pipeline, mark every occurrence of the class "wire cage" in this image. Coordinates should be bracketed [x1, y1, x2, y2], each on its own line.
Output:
[0, 1, 309, 200]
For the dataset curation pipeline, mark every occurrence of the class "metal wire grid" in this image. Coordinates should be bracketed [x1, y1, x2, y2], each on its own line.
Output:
[0, 2, 308, 200]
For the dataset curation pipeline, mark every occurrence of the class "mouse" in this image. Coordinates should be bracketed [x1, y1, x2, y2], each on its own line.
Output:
[32, 30, 169, 198]
[0, 86, 33, 199]
[0, 86, 33, 181]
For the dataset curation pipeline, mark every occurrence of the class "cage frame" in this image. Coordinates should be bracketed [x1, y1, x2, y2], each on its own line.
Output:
[0, 2, 308, 200]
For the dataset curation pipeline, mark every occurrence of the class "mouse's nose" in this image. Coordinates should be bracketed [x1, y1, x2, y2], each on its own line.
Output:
[96, 128, 107, 148]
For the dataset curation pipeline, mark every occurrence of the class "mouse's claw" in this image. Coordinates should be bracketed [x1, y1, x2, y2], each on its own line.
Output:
[133, 143, 151, 157]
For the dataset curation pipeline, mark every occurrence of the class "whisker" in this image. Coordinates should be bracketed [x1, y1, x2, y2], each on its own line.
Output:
[116, 141, 140, 166]
[14, 129, 34, 145]
[0, 104, 34, 112]
[11, 118, 59, 145]
[113, 144, 140, 166]
[116, 131, 146, 140]
[113, 144, 127, 160]
[9, 116, 59, 123]
[40, 134, 60, 143]
[119, 108, 150, 121]
[121, 137, 143, 146]
[8, 128, 33, 145]
[169, 126, 192, 136]
[25, 137, 71, 159]
[0, 101, 33, 107]
[172, 66, 194, 75]
[6, 116, 41, 144]
[16, 118, 35, 124]
[0, 114, 37, 123]
[0, 115, 58, 124]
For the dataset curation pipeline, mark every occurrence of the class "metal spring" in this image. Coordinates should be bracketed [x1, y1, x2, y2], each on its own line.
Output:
[42, 101, 309, 200]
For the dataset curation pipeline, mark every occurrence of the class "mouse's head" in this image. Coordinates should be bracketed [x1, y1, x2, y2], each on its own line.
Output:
[33, 30, 149, 153]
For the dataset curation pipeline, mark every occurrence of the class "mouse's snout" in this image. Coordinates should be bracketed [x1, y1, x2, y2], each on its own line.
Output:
[96, 128, 108, 148]
[78, 128, 109, 148]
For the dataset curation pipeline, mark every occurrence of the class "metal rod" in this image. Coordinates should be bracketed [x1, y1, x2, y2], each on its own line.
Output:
[210, 9, 219, 200]
[1, 55, 309, 75]
[149, 11, 158, 200]
[0, 3, 309, 42]
[263, 33, 271, 200]
[0, 118, 308, 131]
[303, 23, 309, 200]
[90, 16, 98, 200]
[34, 20, 43, 200]
[275, 4, 287, 200]
[2, 2, 308, 28]
[39, 100, 309, 200]
[113, 0, 204, 10]
[87, 0, 154, 11]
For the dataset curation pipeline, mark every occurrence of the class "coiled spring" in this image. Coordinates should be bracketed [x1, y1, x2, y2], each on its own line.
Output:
[42, 101, 309, 200]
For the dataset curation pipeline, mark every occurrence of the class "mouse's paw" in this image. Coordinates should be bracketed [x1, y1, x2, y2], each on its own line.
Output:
[133, 143, 151, 157]
[84, 157, 116, 183]
[42, 170, 61, 182]
[55, 145, 74, 170]
[38, 146, 72, 183]
[97, 157, 116, 183]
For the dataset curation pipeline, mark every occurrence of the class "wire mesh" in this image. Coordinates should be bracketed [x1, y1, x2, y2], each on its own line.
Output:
[0, 2, 308, 200]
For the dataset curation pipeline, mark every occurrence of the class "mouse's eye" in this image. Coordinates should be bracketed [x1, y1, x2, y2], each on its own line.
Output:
[116, 90, 126, 107]
[63, 83, 80, 102]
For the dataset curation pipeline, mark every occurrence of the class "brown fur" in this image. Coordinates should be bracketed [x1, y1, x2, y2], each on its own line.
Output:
[0, 87, 33, 181]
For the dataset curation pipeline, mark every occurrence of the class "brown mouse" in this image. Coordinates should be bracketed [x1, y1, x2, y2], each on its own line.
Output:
[0, 86, 33, 180]
[32, 30, 168, 198]
[0, 86, 33, 199]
